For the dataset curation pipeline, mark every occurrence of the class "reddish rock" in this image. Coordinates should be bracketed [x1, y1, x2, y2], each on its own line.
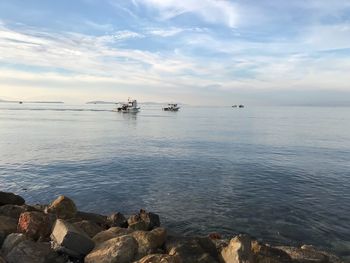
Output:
[46, 195, 77, 219]
[17, 211, 55, 241]
[0, 192, 25, 206]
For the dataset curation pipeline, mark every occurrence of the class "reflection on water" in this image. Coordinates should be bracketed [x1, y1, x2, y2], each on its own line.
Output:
[0, 103, 350, 258]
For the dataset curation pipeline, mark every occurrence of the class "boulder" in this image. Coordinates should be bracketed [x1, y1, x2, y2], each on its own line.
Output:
[166, 236, 219, 263]
[0, 192, 25, 206]
[1, 233, 28, 256]
[0, 216, 17, 247]
[75, 211, 108, 227]
[46, 195, 77, 219]
[73, 220, 103, 238]
[92, 227, 133, 244]
[129, 221, 148, 231]
[85, 235, 138, 263]
[107, 212, 127, 228]
[251, 240, 292, 263]
[17, 211, 55, 241]
[131, 227, 167, 258]
[277, 245, 341, 263]
[0, 204, 36, 220]
[220, 234, 254, 263]
[50, 219, 94, 258]
[128, 210, 160, 231]
[136, 254, 181, 263]
[5, 240, 64, 263]
[0, 256, 5, 263]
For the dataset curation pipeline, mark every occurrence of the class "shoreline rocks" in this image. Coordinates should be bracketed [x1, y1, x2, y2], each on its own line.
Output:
[0, 191, 345, 263]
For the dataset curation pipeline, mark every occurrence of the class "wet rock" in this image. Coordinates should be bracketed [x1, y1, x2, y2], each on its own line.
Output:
[75, 211, 108, 227]
[47, 195, 77, 219]
[277, 245, 341, 263]
[0, 204, 36, 220]
[166, 236, 219, 263]
[129, 221, 148, 231]
[131, 227, 167, 258]
[300, 245, 342, 263]
[31, 204, 48, 212]
[0, 192, 25, 206]
[128, 210, 160, 231]
[251, 240, 292, 263]
[92, 227, 133, 244]
[140, 209, 160, 230]
[107, 212, 127, 228]
[0, 216, 17, 247]
[5, 240, 64, 263]
[85, 235, 138, 263]
[0, 256, 5, 263]
[50, 219, 94, 258]
[136, 254, 181, 263]
[73, 220, 103, 238]
[17, 211, 55, 241]
[220, 234, 254, 263]
[1, 233, 28, 256]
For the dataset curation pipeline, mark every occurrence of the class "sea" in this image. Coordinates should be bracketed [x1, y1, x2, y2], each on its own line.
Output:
[0, 103, 349, 259]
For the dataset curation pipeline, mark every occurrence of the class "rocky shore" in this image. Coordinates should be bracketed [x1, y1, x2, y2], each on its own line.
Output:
[0, 191, 344, 263]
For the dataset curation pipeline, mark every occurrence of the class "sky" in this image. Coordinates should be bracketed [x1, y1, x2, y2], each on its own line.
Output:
[0, 0, 350, 105]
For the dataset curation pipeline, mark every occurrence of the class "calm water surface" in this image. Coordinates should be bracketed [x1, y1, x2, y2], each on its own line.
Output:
[0, 103, 349, 258]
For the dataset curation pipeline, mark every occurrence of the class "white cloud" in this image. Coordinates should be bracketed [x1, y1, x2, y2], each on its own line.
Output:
[135, 0, 238, 28]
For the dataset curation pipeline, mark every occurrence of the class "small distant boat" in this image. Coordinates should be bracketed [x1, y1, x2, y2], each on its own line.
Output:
[239, 105, 244, 108]
[114, 99, 140, 113]
[163, 103, 180, 111]
[19, 101, 23, 104]
[232, 105, 237, 108]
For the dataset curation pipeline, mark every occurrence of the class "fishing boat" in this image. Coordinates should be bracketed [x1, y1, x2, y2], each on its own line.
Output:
[163, 103, 180, 111]
[114, 99, 140, 113]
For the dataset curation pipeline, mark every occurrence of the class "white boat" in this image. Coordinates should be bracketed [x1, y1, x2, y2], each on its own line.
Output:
[163, 103, 180, 111]
[114, 99, 140, 113]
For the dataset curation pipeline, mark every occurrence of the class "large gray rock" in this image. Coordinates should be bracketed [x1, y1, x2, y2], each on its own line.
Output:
[1, 233, 28, 256]
[17, 211, 56, 241]
[136, 254, 181, 263]
[220, 234, 254, 263]
[0, 192, 25, 206]
[73, 220, 104, 238]
[92, 227, 133, 244]
[0, 205, 36, 220]
[85, 235, 138, 263]
[166, 236, 219, 263]
[5, 240, 64, 263]
[0, 216, 17, 247]
[46, 195, 77, 219]
[131, 227, 167, 259]
[50, 219, 94, 258]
